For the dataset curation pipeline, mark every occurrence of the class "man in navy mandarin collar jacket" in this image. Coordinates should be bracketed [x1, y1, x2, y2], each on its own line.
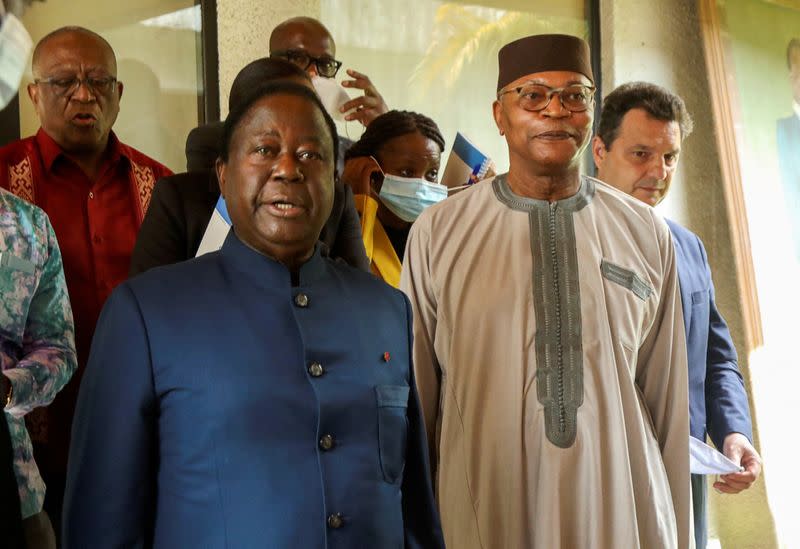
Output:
[63, 82, 444, 549]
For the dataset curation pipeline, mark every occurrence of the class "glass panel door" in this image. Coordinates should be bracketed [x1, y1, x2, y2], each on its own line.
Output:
[19, 0, 207, 172]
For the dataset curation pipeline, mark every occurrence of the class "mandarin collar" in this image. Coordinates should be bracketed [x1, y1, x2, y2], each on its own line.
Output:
[36, 128, 125, 172]
[492, 172, 595, 213]
[220, 229, 328, 290]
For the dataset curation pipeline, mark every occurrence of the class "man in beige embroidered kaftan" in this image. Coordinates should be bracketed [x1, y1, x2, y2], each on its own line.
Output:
[400, 34, 692, 549]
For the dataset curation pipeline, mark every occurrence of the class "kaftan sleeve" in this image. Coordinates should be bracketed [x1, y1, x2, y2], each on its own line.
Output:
[400, 295, 446, 549]
[635, 223, 692, 549]
[399, 217, 442, 476]
[63, 284, 157, 548]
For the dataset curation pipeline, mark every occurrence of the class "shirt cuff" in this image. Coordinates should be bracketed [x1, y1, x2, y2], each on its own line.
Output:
[2, 368, 28, 417]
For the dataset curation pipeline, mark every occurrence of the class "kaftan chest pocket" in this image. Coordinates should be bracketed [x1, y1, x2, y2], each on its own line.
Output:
[375, 385, 409, 484]
[0, 252, 37, 343]
[599, 259, 653, 353]
[601, 260, 653, 301]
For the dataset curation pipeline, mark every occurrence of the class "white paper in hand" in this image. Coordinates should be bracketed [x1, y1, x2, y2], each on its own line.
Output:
[689, 436, 744, 475]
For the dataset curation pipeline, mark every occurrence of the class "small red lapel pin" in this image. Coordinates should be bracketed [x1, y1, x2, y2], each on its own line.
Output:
[382, 351, 391, 363]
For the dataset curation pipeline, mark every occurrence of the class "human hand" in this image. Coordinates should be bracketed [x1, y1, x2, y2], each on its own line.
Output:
[714, 432, 762, 494]
[340, 69, 389, 126]
[340, 156, 382, 197]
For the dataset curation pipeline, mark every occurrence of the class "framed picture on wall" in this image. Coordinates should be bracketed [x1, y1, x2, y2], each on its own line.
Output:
[699, 0, 800, 545]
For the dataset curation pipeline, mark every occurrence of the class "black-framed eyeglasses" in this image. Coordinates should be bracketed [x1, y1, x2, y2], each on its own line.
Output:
[498, 83, 595, 113]
[270, 50, 343, 78]
[34, 76, 118, 98]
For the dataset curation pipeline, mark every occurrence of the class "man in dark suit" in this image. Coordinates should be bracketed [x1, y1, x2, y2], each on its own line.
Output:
[129, 58, 368, 276]
[778, 38, 800, 260]
[593, 81, 762, 549]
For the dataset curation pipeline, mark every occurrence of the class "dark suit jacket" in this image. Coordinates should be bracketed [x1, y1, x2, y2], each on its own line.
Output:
[667, 219, 753, 448]
[130, 124, 367, 276]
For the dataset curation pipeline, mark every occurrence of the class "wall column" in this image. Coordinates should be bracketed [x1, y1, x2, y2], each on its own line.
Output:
[216, 0, 320, 116]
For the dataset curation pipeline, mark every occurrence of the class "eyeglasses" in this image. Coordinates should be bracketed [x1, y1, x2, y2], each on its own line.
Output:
[34, 76, 117, 98]
[498, 83, 595, 113]
[270, 50, 343, 78]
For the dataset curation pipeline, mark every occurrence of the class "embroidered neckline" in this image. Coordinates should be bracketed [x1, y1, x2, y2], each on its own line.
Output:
[492, 173, 595, 213]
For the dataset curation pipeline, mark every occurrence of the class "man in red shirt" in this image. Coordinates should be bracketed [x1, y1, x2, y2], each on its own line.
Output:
[0, 25, 172, 536]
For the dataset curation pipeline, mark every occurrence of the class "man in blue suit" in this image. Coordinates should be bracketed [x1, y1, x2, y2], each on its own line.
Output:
[778, 38, 800, 260]
[62, 82, 444, 548]
[593, 81, 762, 548]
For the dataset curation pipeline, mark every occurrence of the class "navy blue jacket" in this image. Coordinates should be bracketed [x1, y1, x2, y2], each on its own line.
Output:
[64, 231, 444, 549]
[667, 219, 753, 448]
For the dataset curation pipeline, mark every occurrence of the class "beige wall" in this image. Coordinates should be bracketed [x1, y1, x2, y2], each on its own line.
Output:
[216, 0, 320, 118]
[601, 0, 778, 547]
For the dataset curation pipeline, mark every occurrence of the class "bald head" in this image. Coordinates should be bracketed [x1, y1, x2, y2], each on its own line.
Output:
[32, 26, 117, 78]
[27, 26, 122, 156]
[269, 16, 335, 61]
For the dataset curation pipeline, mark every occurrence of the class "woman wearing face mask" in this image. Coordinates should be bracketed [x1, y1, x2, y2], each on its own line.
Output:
[340, 110, 447, 287]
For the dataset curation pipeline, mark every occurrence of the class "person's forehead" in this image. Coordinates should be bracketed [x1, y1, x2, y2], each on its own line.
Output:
[618, 108, 681, 145]
[505, 70, 591, 90]
[273, 23, 335, 57]
[238, 94, 331, 142]
[380, 133, 441, 158]
[39, 32, 115, 72]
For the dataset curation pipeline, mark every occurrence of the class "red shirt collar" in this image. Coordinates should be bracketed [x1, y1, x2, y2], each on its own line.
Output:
[35, 128, 126, 172]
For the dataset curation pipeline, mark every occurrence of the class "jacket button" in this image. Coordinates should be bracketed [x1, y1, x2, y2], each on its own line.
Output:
[308, 362, 324, 377]
[294, 293, 309, 308]
[319, 434, 335, 451]
[327, 513, 344, 529]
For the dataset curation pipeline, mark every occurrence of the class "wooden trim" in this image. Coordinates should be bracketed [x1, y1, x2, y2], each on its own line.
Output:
[198, 0, 220, 124]
[697, 0, 764, 349]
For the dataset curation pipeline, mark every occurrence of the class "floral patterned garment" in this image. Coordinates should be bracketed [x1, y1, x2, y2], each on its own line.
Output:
[0, 187, 76, 519]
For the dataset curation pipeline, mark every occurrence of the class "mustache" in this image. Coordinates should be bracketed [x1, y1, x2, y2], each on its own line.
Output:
[636, 179, 666, 189]
[533, 126, 581, 138]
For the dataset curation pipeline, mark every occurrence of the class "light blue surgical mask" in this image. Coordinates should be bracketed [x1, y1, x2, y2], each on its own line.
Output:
[377, 172, 449, 223]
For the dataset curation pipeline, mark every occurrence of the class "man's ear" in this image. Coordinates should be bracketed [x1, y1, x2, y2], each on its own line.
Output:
[27, 82, 39, 107]
[492, 99, 505, 136]
[591, 136, 607, 170]
[215, 157, 227, 197]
